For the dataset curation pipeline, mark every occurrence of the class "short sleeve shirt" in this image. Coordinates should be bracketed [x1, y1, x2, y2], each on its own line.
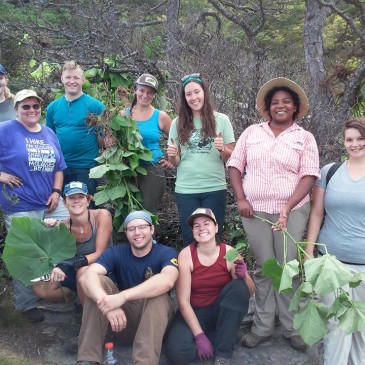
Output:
[227, 122, 320, 213]
[96, 243, 178, 290]
[168, 112, 235, 193]
[316, 162, 365, 264]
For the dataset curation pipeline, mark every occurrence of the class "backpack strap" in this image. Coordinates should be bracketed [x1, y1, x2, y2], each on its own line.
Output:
[326, 162, 344, 186]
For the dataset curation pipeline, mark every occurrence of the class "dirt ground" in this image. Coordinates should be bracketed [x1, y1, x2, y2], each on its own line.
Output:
[0, 279, 51, 365]
[0, 276, 324, 365]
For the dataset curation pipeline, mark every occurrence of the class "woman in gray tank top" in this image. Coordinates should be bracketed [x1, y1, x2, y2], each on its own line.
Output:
[33, 181, 113, 304]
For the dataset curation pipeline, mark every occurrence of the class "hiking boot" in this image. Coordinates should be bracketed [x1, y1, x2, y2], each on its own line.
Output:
[241, 331, 270, 348]
[22, 307, 45, 322]
[215, 357, 231, 365]
[287, 335, 308, 351]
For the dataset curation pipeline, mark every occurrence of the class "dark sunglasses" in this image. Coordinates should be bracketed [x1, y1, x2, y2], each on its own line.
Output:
[181, 73, 202, 87]
[20, 104, 41, 110]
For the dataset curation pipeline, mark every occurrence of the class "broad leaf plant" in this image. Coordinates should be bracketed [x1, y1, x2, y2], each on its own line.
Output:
[226, 215, 365, 346]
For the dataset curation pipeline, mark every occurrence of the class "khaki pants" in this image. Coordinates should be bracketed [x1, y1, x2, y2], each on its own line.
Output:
[77, 276, 174, 365]
[242, 202, 310, 337]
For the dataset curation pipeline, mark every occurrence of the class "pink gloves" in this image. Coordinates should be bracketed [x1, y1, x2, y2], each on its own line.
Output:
[194, 332, 214, 360]
[234, 259, 247, 280]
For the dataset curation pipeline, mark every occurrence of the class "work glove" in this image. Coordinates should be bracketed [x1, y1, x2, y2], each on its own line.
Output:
[56, 255, 88, 272]
[234, 259, 247, 280]
[194, 332, 214, 360]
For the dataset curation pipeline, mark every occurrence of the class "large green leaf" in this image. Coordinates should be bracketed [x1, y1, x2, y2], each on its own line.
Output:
[3, 217, 76, 286]
[224, 249, 238, 262]
[138, 152, 153, 162]
[289, 281, 313, 312]
[304, 255, 353, 296]
[338, 300, 365, 334]
[293, 300, 329, 346]
[107, 185, 127, 200]
[262, 258, 283, 292]
[135, 166, 147, 175]
[89, 163, 129, 178]
[93, 190, 111, 205]
[129, 154, 140, 170]
[350, 271, 365, 288]
[279, 259, 299, 293]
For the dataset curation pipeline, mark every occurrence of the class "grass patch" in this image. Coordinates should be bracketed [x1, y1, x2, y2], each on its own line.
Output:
[0, 350, 48, 365]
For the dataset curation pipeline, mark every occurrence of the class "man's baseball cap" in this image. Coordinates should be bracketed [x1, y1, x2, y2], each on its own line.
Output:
[14, 89, 43, 106]
[187, 208, 217, 228]
[63, 181, 88, 196]
[135, 74, 159, 91]
[0, 64, 7, 75]
[123, 211, 152, 229]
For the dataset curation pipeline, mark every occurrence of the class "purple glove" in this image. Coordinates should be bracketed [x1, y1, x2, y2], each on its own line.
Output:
[194, 332, 214, 360]
[234, 259, 247, 280]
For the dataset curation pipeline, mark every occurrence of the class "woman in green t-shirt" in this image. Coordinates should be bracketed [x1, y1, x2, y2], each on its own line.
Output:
[167, 73, 235, 245]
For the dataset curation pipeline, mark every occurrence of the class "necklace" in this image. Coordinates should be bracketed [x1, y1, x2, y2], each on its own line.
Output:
[69, 210, 92, 236]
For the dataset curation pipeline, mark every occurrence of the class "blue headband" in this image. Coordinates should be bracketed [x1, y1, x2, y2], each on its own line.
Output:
[182, 76, 203, 88]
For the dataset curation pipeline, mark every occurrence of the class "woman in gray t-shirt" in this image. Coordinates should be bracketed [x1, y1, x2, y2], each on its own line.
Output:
[0, 64, 16, 122]
[306, 117, 365, 365]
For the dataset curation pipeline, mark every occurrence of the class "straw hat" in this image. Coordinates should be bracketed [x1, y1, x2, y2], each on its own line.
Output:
[256, 77, 309, 120]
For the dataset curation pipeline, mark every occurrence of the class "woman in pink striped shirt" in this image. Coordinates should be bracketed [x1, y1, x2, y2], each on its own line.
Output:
[227, 77, 320, 351]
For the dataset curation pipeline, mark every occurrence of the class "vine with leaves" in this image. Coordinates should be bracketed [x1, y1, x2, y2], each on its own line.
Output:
[225, 215, 365, 346]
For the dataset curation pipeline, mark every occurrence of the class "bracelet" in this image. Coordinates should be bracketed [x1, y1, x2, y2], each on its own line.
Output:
[52, 188, 62, 195]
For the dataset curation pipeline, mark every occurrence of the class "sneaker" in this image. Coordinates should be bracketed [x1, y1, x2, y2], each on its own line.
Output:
[22, 307, 45, 322]
[288, 335, 308, 351]
[215, 357, 231, 365]
[241, 331, 270, 348]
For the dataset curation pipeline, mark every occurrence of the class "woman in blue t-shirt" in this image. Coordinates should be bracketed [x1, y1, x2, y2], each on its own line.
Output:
[0, 89, 69, 322]
[306, 117, 365, 365]
[122, 74, 172, 213]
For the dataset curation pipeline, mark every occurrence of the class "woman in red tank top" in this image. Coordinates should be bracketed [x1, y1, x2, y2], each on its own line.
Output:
[165, 208, 255, 365]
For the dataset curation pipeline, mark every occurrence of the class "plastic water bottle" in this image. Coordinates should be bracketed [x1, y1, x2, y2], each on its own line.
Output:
[103, 342, 119, 365]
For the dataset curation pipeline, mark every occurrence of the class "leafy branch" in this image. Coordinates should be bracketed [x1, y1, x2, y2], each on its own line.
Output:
[226, 214, 365, 346]
[88, 85, 153, 233]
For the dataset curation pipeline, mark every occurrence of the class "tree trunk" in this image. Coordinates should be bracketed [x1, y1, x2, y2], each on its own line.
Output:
[304, 0, 332, 113]
[166, 0, 180, 71]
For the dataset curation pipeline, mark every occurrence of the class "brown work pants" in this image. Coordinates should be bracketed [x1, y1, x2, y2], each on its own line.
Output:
[77, 276, 174, 364]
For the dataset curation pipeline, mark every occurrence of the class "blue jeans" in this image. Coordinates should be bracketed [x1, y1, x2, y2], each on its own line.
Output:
[175, 190, 226, 246]
[164, 280, 250, 364]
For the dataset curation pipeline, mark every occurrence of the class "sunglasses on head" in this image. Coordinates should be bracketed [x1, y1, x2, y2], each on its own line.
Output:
[181, 73, 202, 87]
[20, 104, 41, 111]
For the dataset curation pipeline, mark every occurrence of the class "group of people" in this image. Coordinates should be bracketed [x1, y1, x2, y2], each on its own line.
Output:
[1, 60, 364, 365]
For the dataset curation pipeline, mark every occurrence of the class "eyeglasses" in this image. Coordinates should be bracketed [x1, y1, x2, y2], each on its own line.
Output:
[125, 224, 151, 233]
[20, 104, 41, 110]
[181, 73, 202, 87]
